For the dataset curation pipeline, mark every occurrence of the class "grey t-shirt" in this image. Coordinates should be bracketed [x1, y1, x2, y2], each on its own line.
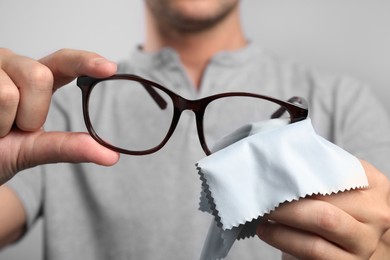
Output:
[7, 43, 390, 259]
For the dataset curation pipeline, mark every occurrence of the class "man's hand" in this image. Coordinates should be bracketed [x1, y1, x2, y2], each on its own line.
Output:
[257, 160, 390, 259]
[0, 48, 120, 185]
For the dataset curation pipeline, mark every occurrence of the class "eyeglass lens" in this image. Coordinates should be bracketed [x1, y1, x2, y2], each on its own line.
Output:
[202, 96, 289, 150]
[87, 79, 174, 152]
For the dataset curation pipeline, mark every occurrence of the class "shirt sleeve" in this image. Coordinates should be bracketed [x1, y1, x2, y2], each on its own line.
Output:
[332, 76, 390, 175]
[5, 166, 44, 230]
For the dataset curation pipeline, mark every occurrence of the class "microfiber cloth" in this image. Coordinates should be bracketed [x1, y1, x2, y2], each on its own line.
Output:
[196, 118, 368, 260]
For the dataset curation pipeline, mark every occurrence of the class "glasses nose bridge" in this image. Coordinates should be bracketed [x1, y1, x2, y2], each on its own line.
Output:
[175, 97, 209, 154]
[173, 96, 204, 131]
[175, 96, 204, 114]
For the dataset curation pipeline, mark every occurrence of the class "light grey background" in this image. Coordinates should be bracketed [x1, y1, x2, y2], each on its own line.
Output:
[0, 0, 389, 259]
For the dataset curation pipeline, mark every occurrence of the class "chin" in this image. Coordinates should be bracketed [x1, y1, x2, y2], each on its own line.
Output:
[172, 0, 237, 19]
[146, 0, 239, 32]
[166, 0, 239, 31]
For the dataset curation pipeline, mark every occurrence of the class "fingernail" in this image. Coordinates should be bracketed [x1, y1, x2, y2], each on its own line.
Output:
[92, 58, 117, 72]
[93, 58, 110, 65]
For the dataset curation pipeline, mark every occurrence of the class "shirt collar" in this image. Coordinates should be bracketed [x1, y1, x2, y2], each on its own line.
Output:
[129, 41, 263, 69]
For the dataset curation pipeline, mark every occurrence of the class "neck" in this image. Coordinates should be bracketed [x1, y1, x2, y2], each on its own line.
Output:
[143, 6, 247, 89]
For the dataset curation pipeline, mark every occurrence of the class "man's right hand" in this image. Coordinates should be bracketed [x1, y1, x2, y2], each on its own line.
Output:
[0, 48, 120, 185]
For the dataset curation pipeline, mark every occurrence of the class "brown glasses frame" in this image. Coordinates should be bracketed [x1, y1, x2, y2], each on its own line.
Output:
[77, 74, 308, 155]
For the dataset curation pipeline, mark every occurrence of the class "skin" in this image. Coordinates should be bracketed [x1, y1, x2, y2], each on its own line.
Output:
[0, 48, 120, 245]
[259, 161, 390, 259]
[0, 1, 390, 258]
[143, 0, 246, 87]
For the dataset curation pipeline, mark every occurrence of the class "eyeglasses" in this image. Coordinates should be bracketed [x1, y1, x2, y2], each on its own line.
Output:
[76, 74, 308, 155]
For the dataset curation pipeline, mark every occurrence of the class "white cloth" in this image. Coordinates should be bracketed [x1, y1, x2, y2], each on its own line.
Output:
[197, 118, 368, 260]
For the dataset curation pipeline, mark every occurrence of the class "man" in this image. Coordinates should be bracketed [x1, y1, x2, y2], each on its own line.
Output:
[1, 0, 390, 259]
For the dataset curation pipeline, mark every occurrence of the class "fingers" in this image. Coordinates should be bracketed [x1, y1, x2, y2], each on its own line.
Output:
[256, 163, 390, 259]
[257, 199, 376, 259]
[0, 48, 119, 182]
[0, 70, 19, 136]
[0, 130, 119, 184]
[0, 48, 54, 134]
[39, 48, 117, 89]
[258, 220, 355, 260]
[0, 48, 117, 136]
[313, 161, 390, 232]
[3, 55, 54, 132]
[17, 131, 120, 170]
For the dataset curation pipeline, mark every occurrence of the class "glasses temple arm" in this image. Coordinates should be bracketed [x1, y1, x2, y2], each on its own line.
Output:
[141, 83, 168, 109]
[270, 96, 308, 119]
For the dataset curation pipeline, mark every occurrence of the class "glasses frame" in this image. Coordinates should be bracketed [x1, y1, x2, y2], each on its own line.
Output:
[77, 74, 308, 155]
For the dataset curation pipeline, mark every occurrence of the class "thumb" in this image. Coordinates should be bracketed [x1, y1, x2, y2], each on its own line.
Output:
[21, 131, 120, 170]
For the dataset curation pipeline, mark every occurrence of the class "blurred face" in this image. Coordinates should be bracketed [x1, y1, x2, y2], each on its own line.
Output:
[145, 0, 240, 32]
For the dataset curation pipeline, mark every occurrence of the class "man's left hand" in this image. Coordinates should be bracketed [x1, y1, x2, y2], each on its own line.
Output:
[257, 160, 390, 259]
